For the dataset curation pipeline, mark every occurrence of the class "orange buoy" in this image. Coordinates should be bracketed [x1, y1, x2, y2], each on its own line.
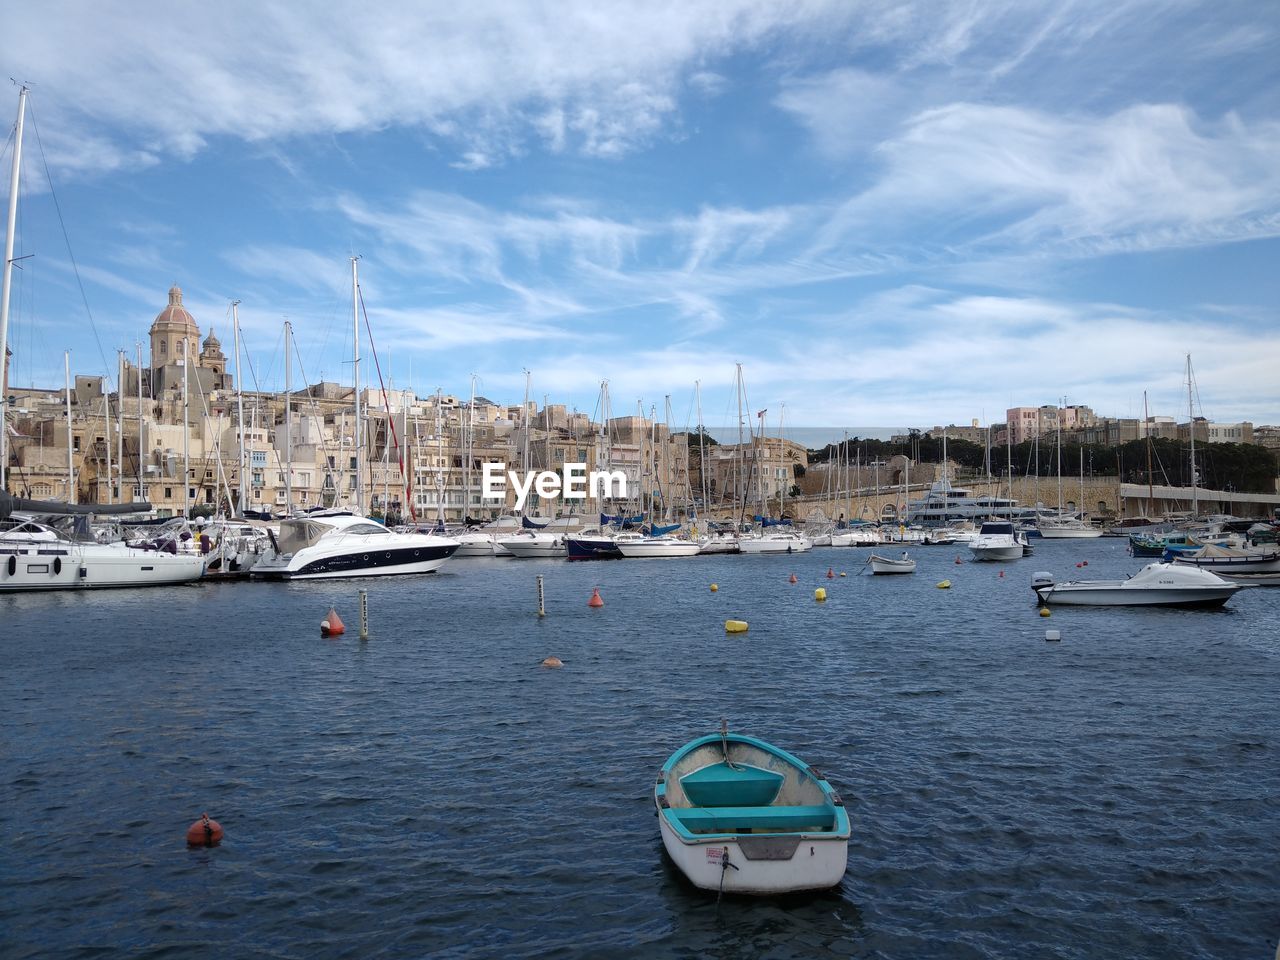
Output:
[321, 607, 345, 637]
[588, 587, 604, 608]
[186, 812, 223, 847]
[788, 573, 798, 584]
[999, 570, 1005, 578]
[955, 556, 963, 565]
[1076, 562, 1084, 568]
[541, 656, 564, 668]
[826, 568, 834, 579]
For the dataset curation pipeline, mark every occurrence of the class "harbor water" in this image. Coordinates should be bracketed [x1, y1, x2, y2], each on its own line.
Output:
[2, 539, 1277, 958]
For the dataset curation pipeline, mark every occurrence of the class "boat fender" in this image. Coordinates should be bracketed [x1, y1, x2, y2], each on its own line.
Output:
[588, 587, 604, 608]
[6, 556, 14, 576]
[53, 557, 62, 575]
[186, 812, 223, 847]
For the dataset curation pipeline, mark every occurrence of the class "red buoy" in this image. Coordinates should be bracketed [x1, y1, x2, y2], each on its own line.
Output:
[999, 570, 1005, 578]
[826, 567, 835, 579]
[788, 574, 798, 584]
[321, 607, 345, 637]
[186, 812, 223, 847]
[588, 587, 604, 608]
[954, 556, 963, 565]
[1082, 560, 1089, 566]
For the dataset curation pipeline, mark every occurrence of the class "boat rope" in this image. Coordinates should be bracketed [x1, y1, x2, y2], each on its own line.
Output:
[716, 845, 738, 909]
[719, 718, 742, 771]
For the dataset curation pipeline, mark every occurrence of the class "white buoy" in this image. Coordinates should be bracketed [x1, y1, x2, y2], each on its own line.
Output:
[1045, 629, 1061, 642]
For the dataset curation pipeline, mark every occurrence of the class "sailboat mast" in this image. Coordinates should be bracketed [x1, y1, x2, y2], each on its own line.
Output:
[465, 374, 476, 519]
[65, 350, 75, 503]
[232, 300, 245, 517]
[181, 340, 189, 517]
[283, 320, 292, 515]
[0, 85, 29, 493]
[1152, 389, 1162, 519]
[1187, 354, 1198, 516]
[351, 257, 363, 515]
[735, 363, 744, 521]
[135, 342, 143, 498]
[115, 350, 124, 501]
[1056, 398, 1063, 513]
[695, 380, 708, 516]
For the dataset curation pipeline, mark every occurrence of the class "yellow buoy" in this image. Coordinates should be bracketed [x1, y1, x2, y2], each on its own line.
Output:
[814, 587, 827, 601]
[725, 620, 749, 633]
[839, 572, 847, 578]
[1039, 607, 1051, 618]
[936, 580, 951, 589]
[710, 583, 718, 592]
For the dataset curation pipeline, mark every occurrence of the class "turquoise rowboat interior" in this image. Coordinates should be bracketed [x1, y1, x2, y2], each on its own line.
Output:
[655, 732, 849, 840]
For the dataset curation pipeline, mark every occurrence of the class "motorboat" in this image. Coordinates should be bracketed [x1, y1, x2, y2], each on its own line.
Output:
[449, 530, 501, 557]
[968, 520, 1026, 562]
[1, 518, 205, 591]
[737, 531, 813, 555]
[830, 525, 881, 547]
[565, 527, 623, 561]
[494, 530, 565, 559]
[1170, 543, 1280, 574]
[867, 552, 916, 574]
[614, 533, 701, 558]
[1031, 562, 1246, 608]
[654, 724, 850, 895]
[251, 513, 457, 579]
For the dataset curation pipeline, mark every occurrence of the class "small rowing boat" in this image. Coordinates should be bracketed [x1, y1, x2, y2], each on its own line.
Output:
[867, 552, 916, 575]
[654, 723, 850, 895]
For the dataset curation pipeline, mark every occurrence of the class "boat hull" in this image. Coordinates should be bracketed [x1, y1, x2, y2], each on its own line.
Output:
[616, 541, 702, 558]
[1038, 526, 1104, 539]
[738, 537, 813, 555]
[565, 536, 623, 561]
[969, 544, 1023, 562]
[0, 544, 204, 591]
[1034, 584, 1239, 607]
[252, 543, 456, 579]
[657, 812, 848, 895]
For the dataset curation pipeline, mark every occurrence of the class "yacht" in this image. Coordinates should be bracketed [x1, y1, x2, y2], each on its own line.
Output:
[614, 532, 702, 558]
[968, 520, 1027, 562]
[906, 481, 1027, 526]
[737, 531, 814, 554]
[1, 517, 205, 591]
[1038, 515, 1104, 539]
[494, 529, 565, 559]
[251, 513, 457, 579]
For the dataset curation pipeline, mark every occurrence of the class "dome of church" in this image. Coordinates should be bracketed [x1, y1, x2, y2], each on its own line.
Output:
[152, 284, 199, 336]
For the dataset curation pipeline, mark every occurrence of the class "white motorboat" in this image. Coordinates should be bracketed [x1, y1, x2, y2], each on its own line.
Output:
[696, 532, 740, 554]
[251, 513, 457, 579]
[968, 520, 1026, 562]
[449, 530, 501, 557]
[614, 534, 702, 558]
[831, 526, 880, 547]
[1, 518, 205, 591]
[494, 530, 565, 559]
[737, 531, 813, 554]
[1031, 562, 1246, 607]
[1037, 516, 1104, 539]
[655, 725, 850, 895]
[867, 552, 916, 574]
[1170, 544, 1280, 574]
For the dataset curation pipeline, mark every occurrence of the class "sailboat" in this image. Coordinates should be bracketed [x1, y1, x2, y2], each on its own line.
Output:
[251, 258, 457, 579]
[1039, 400, 1102, 539]
[0, 88, 206, 591]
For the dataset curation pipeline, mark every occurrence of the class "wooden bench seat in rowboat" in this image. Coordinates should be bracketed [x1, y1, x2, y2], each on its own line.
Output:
[669, 805, 836, 833]
[679, 762, 784, 807]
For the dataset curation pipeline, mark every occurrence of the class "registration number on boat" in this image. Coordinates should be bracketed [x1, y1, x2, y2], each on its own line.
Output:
[705, 847, 725, 862]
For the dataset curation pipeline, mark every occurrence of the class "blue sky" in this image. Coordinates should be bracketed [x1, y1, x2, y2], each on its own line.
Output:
[3, 0, 1279, 435]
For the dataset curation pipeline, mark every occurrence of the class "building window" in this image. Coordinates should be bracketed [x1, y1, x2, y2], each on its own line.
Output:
[164, 487, 172, 498]
[160, 341, 167, 356]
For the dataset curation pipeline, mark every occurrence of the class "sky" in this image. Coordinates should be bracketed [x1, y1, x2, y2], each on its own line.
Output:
[2, 0, 1279, 437]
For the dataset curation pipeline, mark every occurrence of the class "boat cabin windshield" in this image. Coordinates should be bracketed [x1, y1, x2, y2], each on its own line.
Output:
[979, 521, 1014, 535]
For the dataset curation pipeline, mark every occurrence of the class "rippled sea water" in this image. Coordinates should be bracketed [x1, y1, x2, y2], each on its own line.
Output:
[2, 538, 1278, 959]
